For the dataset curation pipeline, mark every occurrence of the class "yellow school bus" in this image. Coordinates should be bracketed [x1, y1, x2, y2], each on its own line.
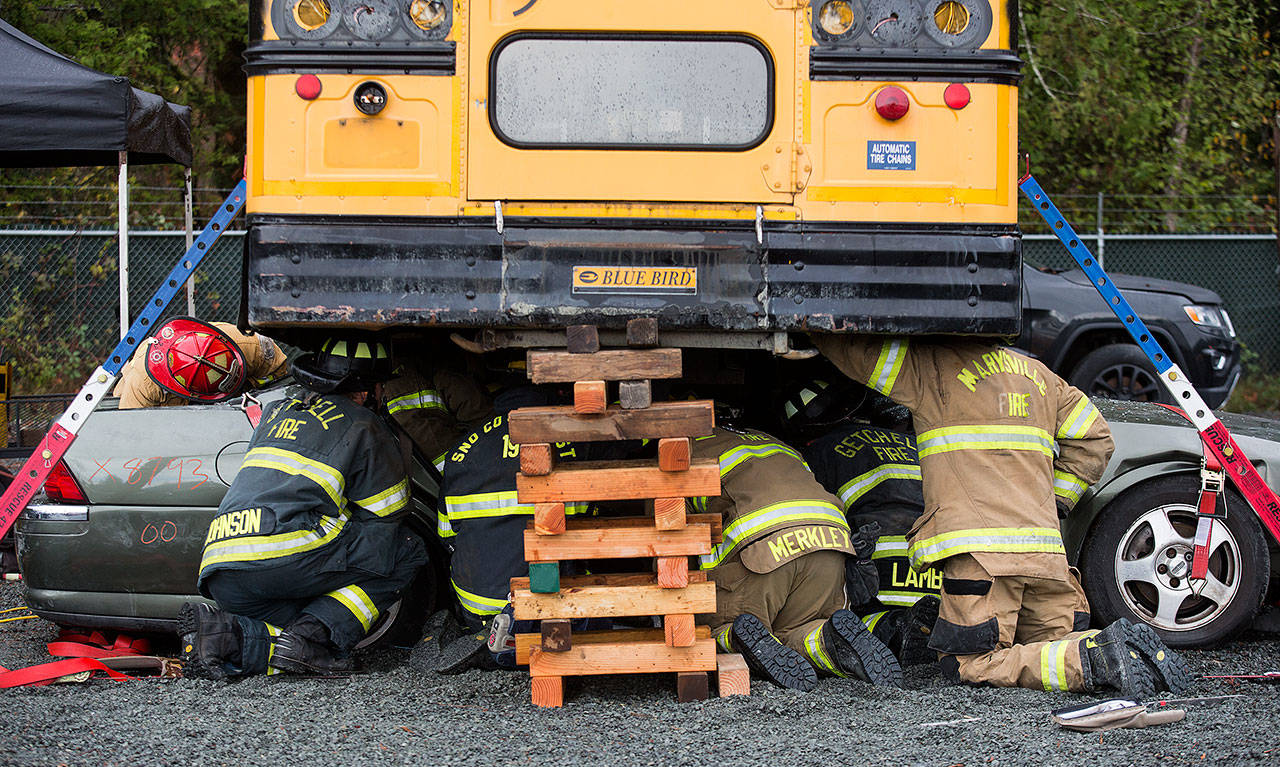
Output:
[244, 0, 1021, 344]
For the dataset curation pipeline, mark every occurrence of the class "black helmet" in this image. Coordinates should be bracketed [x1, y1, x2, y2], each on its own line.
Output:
[778, 378, 868, 434]
[292, 334, 394, 394]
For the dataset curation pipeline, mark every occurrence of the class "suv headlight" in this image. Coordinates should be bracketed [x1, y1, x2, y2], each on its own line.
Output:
[1184, 304, 1234, 336]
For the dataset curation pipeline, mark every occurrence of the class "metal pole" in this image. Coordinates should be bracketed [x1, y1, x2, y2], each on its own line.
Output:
[117, 150, 129, 339]
[1096, 191, 1105, 270]
[184, 168, 195, 316]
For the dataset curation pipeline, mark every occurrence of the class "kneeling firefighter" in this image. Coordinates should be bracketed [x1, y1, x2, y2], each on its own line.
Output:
[696, 425, 903, 691]
[179, 334, 428, 678]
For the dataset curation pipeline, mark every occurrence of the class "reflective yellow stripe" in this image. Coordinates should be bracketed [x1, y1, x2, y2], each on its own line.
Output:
[432, 452, 447, 473]
[242, 446, 345, 508]
[446, 490, 588, 521]
[868, 339, 908, 396]
[699, 500, 849, 569]
[804, 625, 843, 677]
[265, 622, 282, 675]
[907, 526, 1065, 569]
[837, 463, 921, 510]
[877, 591, 933, 606]
[387, 389, 446, 415]
[1053, 470, 1088, 504]
[717, 443, 808, 475]
[1058, 397, 1101, 439]
[328, 585, 378, 631]
[916, 425, 1055, 459]
[453, 579, 507, 617]
[353, 478, 409, 517]
[862, 611, 889, 633]
[715, 625, 733, 653]
[872, 535, 909, 560]
[200, 508, 350, 569]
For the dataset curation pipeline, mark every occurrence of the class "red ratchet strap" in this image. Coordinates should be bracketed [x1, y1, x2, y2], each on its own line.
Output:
[47, 629, 151, 659]
[241, 393, 263, 428]
[0, 630, 148, 687]
[1156, 404, 1225, 583]
[0, 658, 133, 688]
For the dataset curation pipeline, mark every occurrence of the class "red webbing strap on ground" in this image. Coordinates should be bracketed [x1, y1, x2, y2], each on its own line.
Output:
[1191, 451, 1223, 581]
[0, 658, 134, 688]
[47, 630, 150, 659]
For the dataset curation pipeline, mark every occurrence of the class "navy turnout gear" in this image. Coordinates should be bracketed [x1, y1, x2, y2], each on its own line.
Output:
[196, 391, 427, 665]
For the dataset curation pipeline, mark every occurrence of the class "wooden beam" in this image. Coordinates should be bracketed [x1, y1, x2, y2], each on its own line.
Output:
[626, 318, 659, 347]
[515, 626, 712, 666]
[511, 581, 716, 621]
[528, 348, 681, 383]
[573, 380, 607, 414]
[716, 654, 751, 697]
[507, 400, 714, 445]
[656, 556, 691, 588]
[519, 443, 553, 477]
[528, 638, 717, 676]
[532, 513, 721, 542]
[517, 459, 720, 503]
[511, 571, 707, 593]
[531, 675, 564, 708]
[677, 671, 709, 702]
[565, 325, 599, 354]
[657, 438, 692, 472]
[665, 614, 696, 647]
[618, 380, 652, 410]
[523, 523, 712, 561]
[540, 619, 572, 653]
[653, 497, 686, 530]
[533, 502, 565, 536]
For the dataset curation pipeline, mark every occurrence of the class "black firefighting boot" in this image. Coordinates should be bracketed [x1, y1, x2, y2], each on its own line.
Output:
[874, 596, 940, 667]
[177, 602, 242, 681]
[1117, 620, 1192, 695]
[730, 613, 817, 692]
[1080, 619, 1156, 699]
[824, 609, 904, 687]
[271, 614, 354, 676]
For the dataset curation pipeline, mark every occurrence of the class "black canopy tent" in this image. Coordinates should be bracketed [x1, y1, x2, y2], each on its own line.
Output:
[0, 17, 196, 333]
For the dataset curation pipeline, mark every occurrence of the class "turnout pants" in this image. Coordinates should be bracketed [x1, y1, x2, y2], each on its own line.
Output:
[204, 527, 427, 674]
[929, 553, 1093, 692]
[707, 549, 847, 671]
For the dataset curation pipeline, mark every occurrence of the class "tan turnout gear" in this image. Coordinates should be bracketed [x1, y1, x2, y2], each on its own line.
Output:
[383, 363, 494, 471]
[813, 335, 1114, 691]
[693, 427, 854, 674]
[114, 322, 288, 409]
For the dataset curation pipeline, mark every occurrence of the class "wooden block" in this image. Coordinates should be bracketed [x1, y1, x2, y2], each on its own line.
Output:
[516, 626, 712, 665]
[541, 619, 572, 653]
[544, 513, 721, 543]
[519, 443, 553, 477]
[716, 654, 751, 697]
[677, 671, 709, 702]
[508, 400, 715, 444]
[665, 614, 696, 648]
[566, 324, 599, 354]
[533, 502, 566, 536]
[517, 459, 720, 503]
[512, 581, 716, 621]
[626, 317, 659, 347]
[528, 348, 681, 383]
[573, 380, 607, 414]
[618, 380, 652, 410]
[528, 561, 560, 594]
[656, 556, 690, 588]
[529, 637, 717, 676]
[523, 523, 712, 561]
[657, 437, 692, 472]
[654, 497, 687, 530]
[512, 570, 707, 593]
[531, 673, 564, 708]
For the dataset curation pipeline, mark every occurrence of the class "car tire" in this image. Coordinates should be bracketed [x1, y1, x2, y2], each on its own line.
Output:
[354, 555, 437, 651]
[1079, 474, 1270, 648]
[1069, 344, 1174, 404]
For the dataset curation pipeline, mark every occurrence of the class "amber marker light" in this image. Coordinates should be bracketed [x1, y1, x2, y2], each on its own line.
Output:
[944, 83, 971, 109]
[295, 74, 322, 100]
[874, 86, 909, 121]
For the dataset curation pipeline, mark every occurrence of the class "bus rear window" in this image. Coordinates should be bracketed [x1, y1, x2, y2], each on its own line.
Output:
[490, 35, 772, 150]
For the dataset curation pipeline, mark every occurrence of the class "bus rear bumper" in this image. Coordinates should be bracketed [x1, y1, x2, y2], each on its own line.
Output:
[245, 215, 1022, 337]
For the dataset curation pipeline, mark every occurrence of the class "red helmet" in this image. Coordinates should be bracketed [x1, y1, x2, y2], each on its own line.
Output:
[144, 318, 246, 402]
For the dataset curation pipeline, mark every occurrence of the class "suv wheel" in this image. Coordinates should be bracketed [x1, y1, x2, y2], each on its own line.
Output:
[1079, 475, 1269, 647]
[1069, 344, 1173, 404]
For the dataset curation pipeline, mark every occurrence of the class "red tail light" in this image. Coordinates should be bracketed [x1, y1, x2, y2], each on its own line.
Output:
[874, 86, 910, 121]
[44, 461, 85, 503]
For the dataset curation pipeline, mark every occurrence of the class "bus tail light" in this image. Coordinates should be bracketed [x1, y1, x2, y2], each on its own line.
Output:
[44, 461, 85, 504]
[875, 87, 909, 121]
[944, 83, 971, 109]
[295, 74, 322, 100]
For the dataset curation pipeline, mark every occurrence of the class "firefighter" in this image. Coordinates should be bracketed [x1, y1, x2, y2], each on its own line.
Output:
[696, 425, 903, 691]
[778, 377, 940, 666]
[382, 343, 495, 473]
[178, 334, 427, 678]
[114, 317, 288, 408]
[811, 334, 1191, 696]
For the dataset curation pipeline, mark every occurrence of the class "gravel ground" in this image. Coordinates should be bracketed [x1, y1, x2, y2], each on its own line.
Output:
[0, 583, 1277, 767]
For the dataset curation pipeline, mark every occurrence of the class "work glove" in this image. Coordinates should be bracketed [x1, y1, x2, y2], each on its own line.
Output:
[844, 521, 882, 609]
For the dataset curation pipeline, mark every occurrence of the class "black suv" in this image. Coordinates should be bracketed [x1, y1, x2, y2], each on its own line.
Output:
[1016, 258, 1240, 408]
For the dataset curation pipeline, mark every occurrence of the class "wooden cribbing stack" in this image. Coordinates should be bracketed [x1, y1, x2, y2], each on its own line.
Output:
[507, 319, 750, 707]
